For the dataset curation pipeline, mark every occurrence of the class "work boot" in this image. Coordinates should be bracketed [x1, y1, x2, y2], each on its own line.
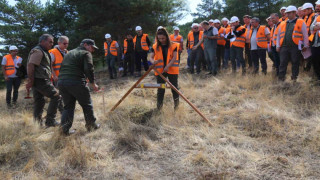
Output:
[60, 128, 76, 136]
[86, 122, 100, 132]
[45, 120, 60, 128]
[174, 99, 179, 111]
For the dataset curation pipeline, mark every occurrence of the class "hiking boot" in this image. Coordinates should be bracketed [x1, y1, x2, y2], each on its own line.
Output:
[45, 120, 60, 128]
[86, 123, 100, 132]
[61, 129, 76, 136]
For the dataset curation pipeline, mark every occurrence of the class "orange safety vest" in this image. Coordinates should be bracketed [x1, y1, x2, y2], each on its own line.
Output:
[187, 31, 204, 49]
[217, 27, 226, 46]
[123, 39, 128, 54]
[231, 26, 246, 48]
[270, 22, 282, 47]
[304, 13, 315, 33]
[153, 43, 179, 75]
[169, 34, 183, 51]
[279, 19, 305, 47]
[309, 15, 320, 42]
[4, 54, 19, 76]
[249, 25, 269, 49]
[104, 41, 118, 56]
[133, 34, 150, 51]
[49, 48, 66, 76]
[279, 17, 288, 22]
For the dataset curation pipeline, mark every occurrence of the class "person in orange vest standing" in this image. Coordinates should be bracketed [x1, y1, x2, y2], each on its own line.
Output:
[1, 46, 23, 108]
[302, 3, 316, 71]
[104, 33, 120, 79]
[310, 0, 320, 81]
[279, 7, 288, 22]
[248, 17, 271, 74]
[150, 28, 180, 110]
[227, 16, 247, 75]
[276, 6, 310, 82]
[270, 13, 282, 76]
[188, 23, 204, 74]
[49, 36, 69, 113]
[169, 26, 184, 61]
[122, 32, 135, 77]
[243, 15, 252, 69]
[266, 17, 275, 67]
[213, 19, 226, 71]
[134, 26, 151, 77]
[221, 17, 231, 69]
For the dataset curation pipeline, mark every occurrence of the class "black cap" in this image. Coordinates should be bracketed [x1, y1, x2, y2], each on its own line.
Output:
[81, 39, 99, 49]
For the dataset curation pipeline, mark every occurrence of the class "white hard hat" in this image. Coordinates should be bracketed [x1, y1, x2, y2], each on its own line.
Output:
[191, 23, 199, 28]
[214, 19, 221, 24]
[174, 26, 180, 31]
[135, 26, 142, 31]
[301, 3, 314, 10]
[221, 17, 229, 22]
[316, 0, 320, 5]
[230, 16, 239, 23]
[285, 5, 298, 13]
[157, 26, 164, 31]
[209, 19, 214, 23]
[105, 34, 111, 39]
[9, 46, 18, 51]
[280, 7, 287, 12]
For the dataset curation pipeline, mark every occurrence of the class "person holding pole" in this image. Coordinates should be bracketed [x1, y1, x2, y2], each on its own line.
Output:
[150, 28, 180, 110]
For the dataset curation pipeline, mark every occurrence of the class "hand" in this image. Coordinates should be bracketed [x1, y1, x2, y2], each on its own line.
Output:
[276, 47, 280, 53]
[192, 46, 197, 50]
[302, 47, 307, 52]
[163, 66, 169, 73]
[91, 83, 99, 92]
[26, 79, 33, 91]
[17, 63, 22, 67]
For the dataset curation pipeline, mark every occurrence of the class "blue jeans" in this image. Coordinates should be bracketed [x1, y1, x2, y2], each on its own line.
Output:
[106, 55, 117, 78]
[204, 48, 217, 73]
[230, 46, 246, 73]
[6, 77, 21, 104]
[223, 48, 230, 69]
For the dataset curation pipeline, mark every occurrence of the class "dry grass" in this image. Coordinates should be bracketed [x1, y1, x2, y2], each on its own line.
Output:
[0, 51, 320, 179]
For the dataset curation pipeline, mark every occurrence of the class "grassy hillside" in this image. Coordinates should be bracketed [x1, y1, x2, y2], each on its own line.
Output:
[0, 51, 319, 179]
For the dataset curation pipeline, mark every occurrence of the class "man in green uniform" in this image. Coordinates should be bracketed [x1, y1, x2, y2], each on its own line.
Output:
[58, 39, 100, 135]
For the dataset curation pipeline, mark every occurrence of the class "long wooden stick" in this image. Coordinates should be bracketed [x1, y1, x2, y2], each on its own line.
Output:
[153, 68, 213, 127]
[109, 65, 155, 112]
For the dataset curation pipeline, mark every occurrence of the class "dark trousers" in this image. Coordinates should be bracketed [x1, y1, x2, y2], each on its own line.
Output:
[106, 55, 117, 78]
[312, 47, 320, 80]
[190, 47, 203, 73]
[230, 46, 246, 73]
[156, 73, 179, 110]
[279, 46, 300, 81]
[33, 78, 59, 125]
[271, 46, 280, 76]
[251, 49, 267, 74]
[58, 80, 96, 133]
[217, 45, 225, 70]
[53, 80, 64, 114]
[245, 43, 252, 67]
[123, 52, 135, 75]
[204, 47, 217, 74]
[6, 77, 21, 105]
[135, 51, 149, 72]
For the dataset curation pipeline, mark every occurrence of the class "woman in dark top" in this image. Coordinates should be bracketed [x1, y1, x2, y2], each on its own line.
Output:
[150, 28, 180, 110]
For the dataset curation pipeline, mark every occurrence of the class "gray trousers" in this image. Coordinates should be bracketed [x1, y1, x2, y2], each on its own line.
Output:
[279, 46, 300, 81]
[230, 46, 246, 73]
[204, 47, 217, 73]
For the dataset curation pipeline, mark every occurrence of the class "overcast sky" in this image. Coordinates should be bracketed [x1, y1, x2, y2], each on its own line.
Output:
[8, 0, 201, 25]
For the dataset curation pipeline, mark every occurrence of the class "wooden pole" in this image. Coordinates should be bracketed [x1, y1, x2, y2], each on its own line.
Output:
[153, 68, 213, 127]
[109, 65, 155, 112]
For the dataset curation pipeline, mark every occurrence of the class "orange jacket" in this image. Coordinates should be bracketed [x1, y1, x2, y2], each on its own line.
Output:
[153, 43, 179, 75]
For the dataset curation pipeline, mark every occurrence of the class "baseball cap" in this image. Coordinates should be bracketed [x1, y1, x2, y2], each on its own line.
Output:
[9, 46, 18, 51]
[81, 39, 99, 49]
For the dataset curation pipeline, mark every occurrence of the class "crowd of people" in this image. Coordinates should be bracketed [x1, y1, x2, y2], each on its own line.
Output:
[2, 2, 320, 135]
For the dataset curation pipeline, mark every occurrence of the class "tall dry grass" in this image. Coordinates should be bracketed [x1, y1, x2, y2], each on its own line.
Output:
[0, 50, 319, 179]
